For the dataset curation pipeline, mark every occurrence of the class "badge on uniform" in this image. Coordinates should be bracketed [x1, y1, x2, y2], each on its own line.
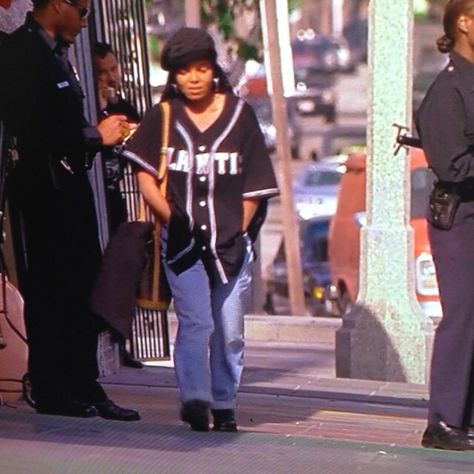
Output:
[57, 81, 70, 89]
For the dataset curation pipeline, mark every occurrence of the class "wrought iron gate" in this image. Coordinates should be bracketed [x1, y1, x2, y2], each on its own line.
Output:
[89, 0, 170, 361]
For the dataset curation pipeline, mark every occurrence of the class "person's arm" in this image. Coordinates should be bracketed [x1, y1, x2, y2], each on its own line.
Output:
[136, 170, 171, 225]
[417, 76, 474, 182]
[242, 198, 259, 232]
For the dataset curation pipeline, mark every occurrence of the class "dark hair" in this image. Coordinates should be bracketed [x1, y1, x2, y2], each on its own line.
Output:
[438, 0, 474, 53]
[160, 63, 234, 102]
[32, 0, 50, 7]
[93, 42, 115, 59]
[160, 27, 217, 71]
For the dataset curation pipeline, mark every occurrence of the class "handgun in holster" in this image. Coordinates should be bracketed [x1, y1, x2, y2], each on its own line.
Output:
[428, 182, 461, 230]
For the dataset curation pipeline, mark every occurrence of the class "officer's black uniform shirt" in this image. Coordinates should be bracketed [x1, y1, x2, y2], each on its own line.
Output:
[416, 50, 474, 183]
[127, 93, 279, 284]
[0, 13, 102, 180]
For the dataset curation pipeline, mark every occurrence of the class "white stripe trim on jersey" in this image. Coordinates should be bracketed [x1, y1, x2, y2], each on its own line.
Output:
[165, 122, 197, 265]
[208, 98, 245, 284]
[243, 188, 280, 199]
[121, 149, 158, 176]
[176, 121, 195, 232]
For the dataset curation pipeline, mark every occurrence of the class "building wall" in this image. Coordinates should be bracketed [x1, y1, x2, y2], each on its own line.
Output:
[0, 0, 31, 34]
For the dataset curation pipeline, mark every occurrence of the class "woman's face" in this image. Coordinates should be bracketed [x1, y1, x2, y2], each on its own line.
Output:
[175, 59, 214, 102]
[457, 11, 474, 50]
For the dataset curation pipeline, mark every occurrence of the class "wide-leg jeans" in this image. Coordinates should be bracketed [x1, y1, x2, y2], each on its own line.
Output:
[164, 239, 253, 409]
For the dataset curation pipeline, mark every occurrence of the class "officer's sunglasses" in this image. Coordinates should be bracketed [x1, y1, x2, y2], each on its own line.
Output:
[63, 0, 91, 20]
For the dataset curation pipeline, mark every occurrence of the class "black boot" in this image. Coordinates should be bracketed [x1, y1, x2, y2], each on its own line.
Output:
[212, 409, 238, 432]
[422, 421, 474, 450]
[123, 349, 144, 369]
[180, 400, 210, 432]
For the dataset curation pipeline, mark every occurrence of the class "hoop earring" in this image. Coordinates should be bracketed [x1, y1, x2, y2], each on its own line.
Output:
[213, 77, 220, 92]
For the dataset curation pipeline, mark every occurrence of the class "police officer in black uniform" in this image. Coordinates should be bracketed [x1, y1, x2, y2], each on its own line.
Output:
[0, 0, 139, 420]
[416, 0, 474, 451]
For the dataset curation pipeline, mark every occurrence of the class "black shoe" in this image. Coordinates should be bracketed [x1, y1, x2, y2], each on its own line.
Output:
[36, 400, 98, 418]
[122, 350, 144, 369]
[180, 400, 210, 432]
[422, 421, 474, 450]
[212, 409, 238, 432]
[94, 399, 141, 421]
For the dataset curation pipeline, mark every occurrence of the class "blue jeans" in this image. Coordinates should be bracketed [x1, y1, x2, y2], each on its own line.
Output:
[163, 237, 253, 410]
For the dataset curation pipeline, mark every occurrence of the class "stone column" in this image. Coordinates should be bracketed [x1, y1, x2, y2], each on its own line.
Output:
[335, 0, 433, 383]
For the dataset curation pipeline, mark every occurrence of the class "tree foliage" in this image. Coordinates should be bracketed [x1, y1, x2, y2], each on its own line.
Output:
[200, 0, 302, 60]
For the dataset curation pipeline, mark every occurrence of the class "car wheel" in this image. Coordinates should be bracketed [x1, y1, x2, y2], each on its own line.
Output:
[291, 145, 300, 160]
[325, 110, 337, 124]
[337, 288, 352, 316]
[263, 292, 277, 315]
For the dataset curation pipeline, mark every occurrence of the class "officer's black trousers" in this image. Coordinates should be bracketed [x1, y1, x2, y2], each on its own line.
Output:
[428, 200, 474, 428]
[16, 170, 107, 407]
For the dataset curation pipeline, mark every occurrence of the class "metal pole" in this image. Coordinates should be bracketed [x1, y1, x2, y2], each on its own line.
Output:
[260, 0, 306, 316]
[335, 0, 433, 382]
[184, 0, 200, 27]
[332, 0, 344, 37]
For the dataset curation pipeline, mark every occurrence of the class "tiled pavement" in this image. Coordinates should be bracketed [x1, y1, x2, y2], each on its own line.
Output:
[1, 340, 473, 473]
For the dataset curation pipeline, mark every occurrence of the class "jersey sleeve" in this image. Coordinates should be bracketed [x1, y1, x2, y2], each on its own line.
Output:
[123, 104, 163, 176]
[240, 102, 279, 199]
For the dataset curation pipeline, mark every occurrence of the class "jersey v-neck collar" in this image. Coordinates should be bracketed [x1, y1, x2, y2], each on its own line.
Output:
[177, 92, 235, 138]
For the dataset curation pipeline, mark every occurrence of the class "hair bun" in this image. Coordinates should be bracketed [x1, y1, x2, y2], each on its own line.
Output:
[437, 34, 454, 53]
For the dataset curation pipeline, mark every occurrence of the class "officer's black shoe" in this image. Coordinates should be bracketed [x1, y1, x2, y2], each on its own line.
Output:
[180, 400, 210, 432]
[422, 421, 474, 450]
[212, 409, 238, 432]
[94, 399, 141, 421]
[466, 426, 474, 438]
[123, 351, 144, 369]
[36, 400, 98, 418]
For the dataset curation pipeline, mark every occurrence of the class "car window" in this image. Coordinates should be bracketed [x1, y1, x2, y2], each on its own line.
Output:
[411, 167, 436, 219]
[294, 68, 334, 87]
[304, 169, 342, 187]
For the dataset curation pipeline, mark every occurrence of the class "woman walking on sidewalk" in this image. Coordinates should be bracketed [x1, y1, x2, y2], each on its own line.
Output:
[416, 0, 474, 451]
[126, 27, 278, 431]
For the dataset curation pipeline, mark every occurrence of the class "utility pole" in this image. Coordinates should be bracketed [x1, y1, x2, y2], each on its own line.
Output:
[260, 0, 306, 315]
[184, 0, 200, 27]
[332, 0, 344, 36]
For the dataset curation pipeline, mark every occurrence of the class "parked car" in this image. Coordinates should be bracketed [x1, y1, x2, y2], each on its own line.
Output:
[293, 159, 345, 220]
[343, 17, 368, 65]
[310, 125, 366, 161]
[247, 95, 303, 159]
[328, 149, 441, 322]
[264, 216, 337, 317]
[289, 69, 337, 122]
[292, 35, 355, 74]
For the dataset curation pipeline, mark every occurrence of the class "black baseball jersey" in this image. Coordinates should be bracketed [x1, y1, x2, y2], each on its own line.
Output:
[416, 51, 474, 183]
[127, 93, 279, 284]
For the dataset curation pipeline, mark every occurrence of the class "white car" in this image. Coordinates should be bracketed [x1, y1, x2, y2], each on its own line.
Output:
[293, 158, 346, 220]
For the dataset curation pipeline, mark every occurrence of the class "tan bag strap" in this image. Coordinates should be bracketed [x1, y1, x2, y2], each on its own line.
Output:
[138, 101, 171, 221]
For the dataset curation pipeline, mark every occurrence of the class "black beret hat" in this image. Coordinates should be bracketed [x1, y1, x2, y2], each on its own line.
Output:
[161, 27, 218, 71]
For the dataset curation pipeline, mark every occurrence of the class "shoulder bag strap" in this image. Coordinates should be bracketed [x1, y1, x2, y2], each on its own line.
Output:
[138, 101, 171, 220]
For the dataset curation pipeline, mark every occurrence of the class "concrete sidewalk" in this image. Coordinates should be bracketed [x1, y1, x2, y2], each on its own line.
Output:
[1, 326, 473, 473]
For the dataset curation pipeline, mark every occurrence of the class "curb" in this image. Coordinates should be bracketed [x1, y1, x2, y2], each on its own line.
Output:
[167, 313, 340, 345]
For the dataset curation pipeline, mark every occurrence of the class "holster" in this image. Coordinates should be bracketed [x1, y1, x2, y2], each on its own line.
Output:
[428, 182, 461, 230]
